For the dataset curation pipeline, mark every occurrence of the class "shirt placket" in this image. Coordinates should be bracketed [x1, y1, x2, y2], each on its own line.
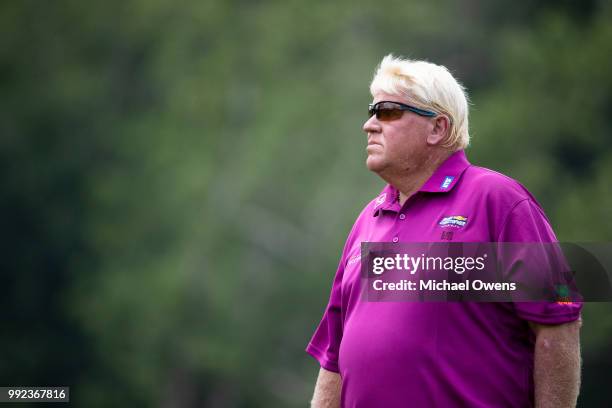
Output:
[390, 193, 420, 243]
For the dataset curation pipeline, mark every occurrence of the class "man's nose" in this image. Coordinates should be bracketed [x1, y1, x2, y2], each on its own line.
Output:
[363, 115, 381, 134]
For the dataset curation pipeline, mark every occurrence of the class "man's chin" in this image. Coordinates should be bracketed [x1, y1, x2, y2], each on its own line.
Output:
[366, 157, 386, 173]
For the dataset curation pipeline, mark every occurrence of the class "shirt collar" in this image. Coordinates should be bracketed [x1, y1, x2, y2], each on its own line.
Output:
[372, 150, 471, 217]
[372, 184, 401, 216]
[418, 149, 471, 193]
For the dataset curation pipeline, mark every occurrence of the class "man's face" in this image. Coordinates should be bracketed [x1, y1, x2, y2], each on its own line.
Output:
[363, 92, 435, 177]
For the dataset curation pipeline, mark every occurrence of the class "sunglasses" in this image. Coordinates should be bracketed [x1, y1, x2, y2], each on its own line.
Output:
[368, 101, 437, 121]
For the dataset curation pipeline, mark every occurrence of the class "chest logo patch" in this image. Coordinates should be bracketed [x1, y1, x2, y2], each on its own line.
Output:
[439, 215, 468, 228]
[440, 176, 454, 189]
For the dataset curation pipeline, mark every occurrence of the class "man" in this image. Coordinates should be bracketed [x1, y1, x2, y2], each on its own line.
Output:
[306, 55, 582, 408]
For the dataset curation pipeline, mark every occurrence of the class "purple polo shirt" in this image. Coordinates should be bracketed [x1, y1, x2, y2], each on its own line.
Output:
[306, 150, 581, 408]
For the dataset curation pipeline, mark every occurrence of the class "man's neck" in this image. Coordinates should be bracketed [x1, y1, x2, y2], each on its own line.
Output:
[385, 151, 452, 206]
[395, 172, 433, 206]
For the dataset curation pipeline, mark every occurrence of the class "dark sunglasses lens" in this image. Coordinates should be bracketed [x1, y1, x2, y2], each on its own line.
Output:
[368, 102, 405, 121]
[377, 108, 403, 121]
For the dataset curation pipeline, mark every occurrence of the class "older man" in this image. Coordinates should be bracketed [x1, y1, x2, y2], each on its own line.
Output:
[306, 55, 582, 408]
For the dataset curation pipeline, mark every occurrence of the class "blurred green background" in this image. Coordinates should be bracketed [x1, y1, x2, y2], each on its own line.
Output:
[1, 0, 611, 406]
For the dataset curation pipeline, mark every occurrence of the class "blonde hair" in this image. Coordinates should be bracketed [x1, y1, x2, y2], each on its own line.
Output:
[370, 54, 470, 150]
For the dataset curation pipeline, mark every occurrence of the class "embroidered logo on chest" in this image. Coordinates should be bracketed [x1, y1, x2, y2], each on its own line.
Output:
[439, 215, 468, 228]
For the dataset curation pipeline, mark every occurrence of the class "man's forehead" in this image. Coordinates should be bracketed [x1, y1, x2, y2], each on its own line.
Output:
[372, 92, 410, 104]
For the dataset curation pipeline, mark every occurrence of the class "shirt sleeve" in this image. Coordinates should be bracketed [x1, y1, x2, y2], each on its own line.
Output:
[497, 199, 582, 324]
[305, 252, 345, 373]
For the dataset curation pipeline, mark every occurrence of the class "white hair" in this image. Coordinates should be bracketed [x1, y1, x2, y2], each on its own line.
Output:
[369, 54, 470, 150]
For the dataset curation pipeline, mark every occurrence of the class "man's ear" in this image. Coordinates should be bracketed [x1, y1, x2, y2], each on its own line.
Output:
[426, 115, 450, 146]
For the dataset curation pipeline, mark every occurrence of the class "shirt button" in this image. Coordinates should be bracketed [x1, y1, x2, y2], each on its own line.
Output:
[399, 214, 406, 220]
[392, 237, 399, 243]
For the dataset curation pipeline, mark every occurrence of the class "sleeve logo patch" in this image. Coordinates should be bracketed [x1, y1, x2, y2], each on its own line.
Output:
[347, 254, 362, 265]
[439, 215, 468, 228]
